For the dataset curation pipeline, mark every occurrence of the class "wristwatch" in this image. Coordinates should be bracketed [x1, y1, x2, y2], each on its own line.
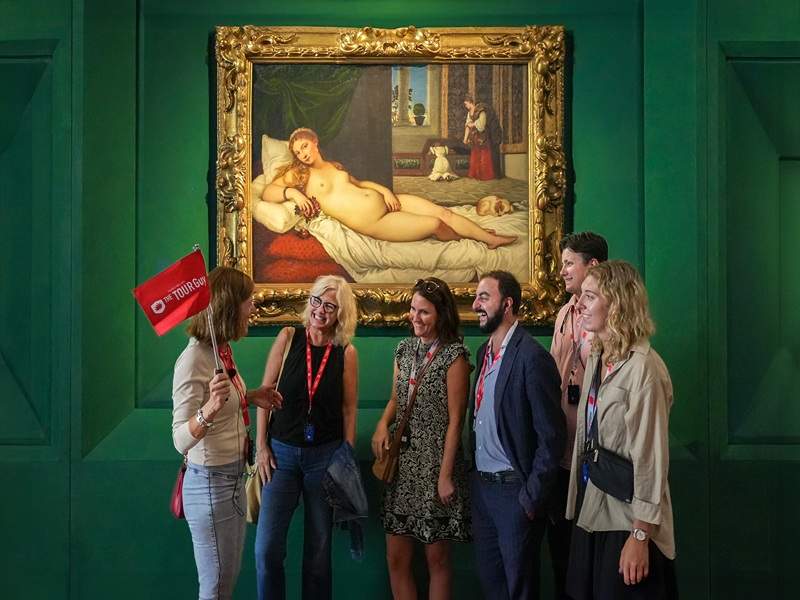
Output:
[632, 527, 649, 542]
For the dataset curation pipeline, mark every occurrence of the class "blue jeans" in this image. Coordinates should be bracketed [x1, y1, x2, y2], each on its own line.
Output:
[470, 470, 546, 600]
[183, 459, 247, 600]
[254, 438, 339, 600]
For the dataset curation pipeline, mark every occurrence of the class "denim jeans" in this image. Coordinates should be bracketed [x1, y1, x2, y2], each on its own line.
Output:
[183, 459, 247, 600]
[254, 438, 339, 600]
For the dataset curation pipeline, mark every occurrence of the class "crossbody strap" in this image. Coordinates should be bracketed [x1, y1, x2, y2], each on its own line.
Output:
[389, 343, 442, 456]
[266, 327, 295, 437]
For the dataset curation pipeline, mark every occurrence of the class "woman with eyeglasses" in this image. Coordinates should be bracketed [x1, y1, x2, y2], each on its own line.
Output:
[372, 277, 471, 600]
[566, 261, 677, 600]
[253, 274, 358, 600]
[171, 267, 282, 600]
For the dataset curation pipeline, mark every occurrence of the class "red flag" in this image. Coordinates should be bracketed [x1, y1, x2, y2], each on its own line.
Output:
[133, 249, 211, 336]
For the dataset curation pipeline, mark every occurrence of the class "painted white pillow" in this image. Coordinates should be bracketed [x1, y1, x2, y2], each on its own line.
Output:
[261, 134, 293, 182]
[251, 173, 301, 234]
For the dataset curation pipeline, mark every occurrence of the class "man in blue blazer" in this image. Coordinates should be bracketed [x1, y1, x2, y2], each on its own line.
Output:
[469, 270, 565, 599]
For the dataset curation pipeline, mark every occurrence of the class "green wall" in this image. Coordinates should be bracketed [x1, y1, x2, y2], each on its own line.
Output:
[1, 0, 797, 598]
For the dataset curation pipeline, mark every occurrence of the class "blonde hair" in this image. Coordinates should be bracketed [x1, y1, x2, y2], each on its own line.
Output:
[186, 267, 254, 344]
[302, 275, 357, 346]
[272, 127, 345, 191]
[586, 260, 655, 362]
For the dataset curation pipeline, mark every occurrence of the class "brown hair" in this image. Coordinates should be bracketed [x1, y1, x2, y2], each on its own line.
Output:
[186, 267, 254, 344]
[410, 277, 462, 344]
[559, 231, 608, 263]
[586, 260, 655, 362]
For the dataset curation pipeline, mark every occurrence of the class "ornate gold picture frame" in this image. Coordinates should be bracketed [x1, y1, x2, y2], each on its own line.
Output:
[215, 25, 566, 326]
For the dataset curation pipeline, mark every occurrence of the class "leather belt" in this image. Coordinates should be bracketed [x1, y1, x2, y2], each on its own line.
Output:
[477, 470, 521, 484]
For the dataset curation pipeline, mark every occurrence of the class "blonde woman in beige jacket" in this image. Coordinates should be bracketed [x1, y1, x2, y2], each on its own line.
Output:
[565, 260, 677, 600]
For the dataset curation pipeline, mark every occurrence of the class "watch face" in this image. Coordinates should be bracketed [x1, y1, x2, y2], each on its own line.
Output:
[633, 528, 647, 541]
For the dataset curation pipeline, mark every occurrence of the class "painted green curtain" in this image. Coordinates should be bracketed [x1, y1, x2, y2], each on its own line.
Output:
[253, 65, 363, 144]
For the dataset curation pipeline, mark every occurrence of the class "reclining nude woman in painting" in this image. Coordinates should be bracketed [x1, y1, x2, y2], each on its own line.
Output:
[260, 127, 517, 249]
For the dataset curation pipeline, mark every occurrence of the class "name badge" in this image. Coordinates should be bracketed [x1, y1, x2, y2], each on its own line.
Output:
[303, 422, 315, 443]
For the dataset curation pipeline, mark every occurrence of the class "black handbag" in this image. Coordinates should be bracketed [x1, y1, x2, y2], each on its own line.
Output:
[584, 440, 634, 503]
[581, 358, 634, 504]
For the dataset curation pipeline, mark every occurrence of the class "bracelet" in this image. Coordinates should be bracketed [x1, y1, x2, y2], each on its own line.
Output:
[196, 408, 214, 429]
[283, 186, 292, 201]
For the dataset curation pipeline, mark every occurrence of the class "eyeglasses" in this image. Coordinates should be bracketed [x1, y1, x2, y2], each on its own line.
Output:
[414, 279, 441, 294]
[309, 294, 338, 314]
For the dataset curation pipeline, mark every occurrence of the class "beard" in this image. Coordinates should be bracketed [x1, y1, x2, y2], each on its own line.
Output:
[478, 308, 504, 334]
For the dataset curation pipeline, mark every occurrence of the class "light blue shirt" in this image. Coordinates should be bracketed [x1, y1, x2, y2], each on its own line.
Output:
[474, 320, 519, 473]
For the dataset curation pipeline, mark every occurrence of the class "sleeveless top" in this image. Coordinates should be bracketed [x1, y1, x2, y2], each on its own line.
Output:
[270, 326, 345, 446]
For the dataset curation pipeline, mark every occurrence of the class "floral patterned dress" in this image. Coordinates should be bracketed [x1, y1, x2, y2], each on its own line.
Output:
[381, 338, 471, 543]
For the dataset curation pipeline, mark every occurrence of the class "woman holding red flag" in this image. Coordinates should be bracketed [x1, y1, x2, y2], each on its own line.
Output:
[172, 266, 282, 600]
[254, 274, 359, 600]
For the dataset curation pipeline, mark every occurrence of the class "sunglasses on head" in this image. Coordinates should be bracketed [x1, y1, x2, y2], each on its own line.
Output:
[414, 278, 441, 294]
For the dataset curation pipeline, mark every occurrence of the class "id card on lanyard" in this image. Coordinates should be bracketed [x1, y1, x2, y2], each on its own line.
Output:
[305, 330, 333, 443]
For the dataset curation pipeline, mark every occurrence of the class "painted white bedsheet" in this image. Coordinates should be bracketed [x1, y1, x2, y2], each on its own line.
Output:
[305, 204, 529, 283]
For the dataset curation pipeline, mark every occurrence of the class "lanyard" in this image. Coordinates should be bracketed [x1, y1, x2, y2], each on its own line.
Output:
[408, 339, 440, 399]
[584, 354, 604, 437]
[218, 344, 249, 427]
[306, 330, 333, 416]
[561, 307, 586, 383]
[475, 341, 502, 414]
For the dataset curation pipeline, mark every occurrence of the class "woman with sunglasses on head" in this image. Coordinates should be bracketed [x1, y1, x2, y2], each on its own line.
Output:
[172, 267, 282, 600]
[372, 277, 471, 600]
[254, 275, 359, 600]
[566, 261, 678, 600]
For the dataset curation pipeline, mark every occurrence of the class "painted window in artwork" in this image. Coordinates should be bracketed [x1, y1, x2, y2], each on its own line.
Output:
[391, 65, 430, 126]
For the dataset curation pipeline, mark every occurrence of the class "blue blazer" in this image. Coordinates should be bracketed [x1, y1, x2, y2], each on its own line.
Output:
[469, 324, 565, 516]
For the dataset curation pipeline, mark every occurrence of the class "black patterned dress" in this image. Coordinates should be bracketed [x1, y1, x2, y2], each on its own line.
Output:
[381, 338, 471, 543]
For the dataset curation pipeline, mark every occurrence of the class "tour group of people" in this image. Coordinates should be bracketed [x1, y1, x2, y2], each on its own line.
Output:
[171, 232, 677, 600]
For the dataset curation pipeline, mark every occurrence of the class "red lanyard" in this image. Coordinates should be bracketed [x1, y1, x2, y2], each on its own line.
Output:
[218, 344, 249, 427]
[306, 330, 333, 416]
[475, 341, 502, 414]
[409, 339, 440, 396]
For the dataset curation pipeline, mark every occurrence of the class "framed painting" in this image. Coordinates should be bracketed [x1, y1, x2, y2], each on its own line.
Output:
[215, 25, 567, 326]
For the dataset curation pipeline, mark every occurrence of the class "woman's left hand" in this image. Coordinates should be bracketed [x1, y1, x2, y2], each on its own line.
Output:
[619, 534, 650, 585]
[382, 192, 401, 212]
[437, 475, 455, 505]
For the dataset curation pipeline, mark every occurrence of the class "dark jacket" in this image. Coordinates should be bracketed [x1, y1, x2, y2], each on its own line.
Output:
[468, 324, 565, 516]
[322, 441, 368, 560]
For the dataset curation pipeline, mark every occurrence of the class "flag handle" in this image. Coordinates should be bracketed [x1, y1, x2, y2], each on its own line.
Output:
[194, 244, 223, 375]
[206, 304, 224, 374]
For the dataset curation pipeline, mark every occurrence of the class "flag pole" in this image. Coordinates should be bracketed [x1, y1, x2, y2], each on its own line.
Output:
[194, 244, 223, 373]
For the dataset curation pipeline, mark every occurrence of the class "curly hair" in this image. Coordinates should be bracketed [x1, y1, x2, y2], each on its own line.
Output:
[186, 267, 254, 344]
[302, 275, 357, 347]
[410, 277, 462, 344]
[586, 260, 655, 362]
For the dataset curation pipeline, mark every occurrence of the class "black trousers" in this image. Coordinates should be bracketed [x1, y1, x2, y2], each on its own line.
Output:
[565, 525, 678, 600]
[565, 472, 678, 600]
[544, 467, 573, 599]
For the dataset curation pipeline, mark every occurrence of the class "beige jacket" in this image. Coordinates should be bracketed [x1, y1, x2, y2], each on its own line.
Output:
[171, 338, 247, 466]
[566, 340, 675, 559]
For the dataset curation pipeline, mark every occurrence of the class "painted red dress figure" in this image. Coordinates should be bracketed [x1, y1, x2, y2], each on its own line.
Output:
[463, 95, 499, 180]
